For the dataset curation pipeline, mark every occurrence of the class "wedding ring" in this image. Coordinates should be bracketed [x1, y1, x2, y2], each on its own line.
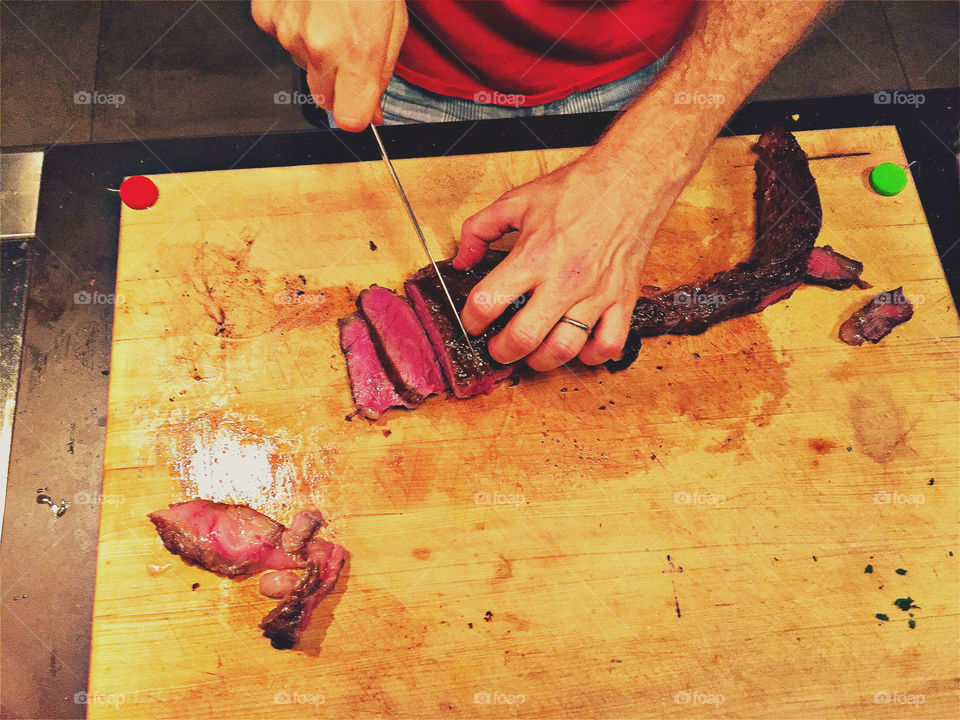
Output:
[558, 316, 591, 333]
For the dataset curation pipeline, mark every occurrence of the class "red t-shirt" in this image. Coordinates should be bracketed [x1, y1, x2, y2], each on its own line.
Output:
[395, 0, 695, 106]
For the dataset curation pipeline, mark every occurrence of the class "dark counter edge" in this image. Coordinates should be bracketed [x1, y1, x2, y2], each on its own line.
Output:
[2, 89, 959, 718]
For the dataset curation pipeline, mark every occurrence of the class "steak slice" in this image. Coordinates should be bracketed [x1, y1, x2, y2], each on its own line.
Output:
[260, 541, 346, 650]
[405, 252, 518, 398]
[149, 500, 346, 650]
[839, 286, 914, 345]
[338, 313, 410, 419]
[607, 126, 823, 371]
[148, 500, 323, 577]
[357, 285, 447, 405]
[805, 246, 871, 289]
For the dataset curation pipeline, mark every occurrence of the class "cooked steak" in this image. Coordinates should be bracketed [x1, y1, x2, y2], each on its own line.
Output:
[357, 285, 447, 404]
[405, 253, 518, 398]
[608, 126, 823, 371]
[149, 500, 311, 577]
[260, 541, 346, 650]
[805, 246, 870, 289]
[149, 500, 346, 650]
[839, 287, 914, 345]
[338, 313, 410, 419]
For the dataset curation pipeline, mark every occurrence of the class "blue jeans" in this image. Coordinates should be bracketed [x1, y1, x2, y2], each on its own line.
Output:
[327, 50, 673, 126]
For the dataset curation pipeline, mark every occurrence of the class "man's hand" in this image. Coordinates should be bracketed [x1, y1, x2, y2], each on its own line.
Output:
[455, 150, 676, 371]
[454, 0, 826, 369]
[251, 0, 407, 131]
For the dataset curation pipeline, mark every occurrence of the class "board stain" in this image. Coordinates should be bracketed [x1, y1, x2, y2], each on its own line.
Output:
[847, 382, 914, 464]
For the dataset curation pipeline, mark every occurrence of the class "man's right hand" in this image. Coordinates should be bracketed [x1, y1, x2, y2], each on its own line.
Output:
[252, 0, 407, 131]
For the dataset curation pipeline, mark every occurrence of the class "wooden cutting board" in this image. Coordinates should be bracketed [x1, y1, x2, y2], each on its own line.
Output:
[88, 126, 959, 719]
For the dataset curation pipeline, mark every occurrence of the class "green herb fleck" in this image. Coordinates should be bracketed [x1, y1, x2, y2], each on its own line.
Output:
[908, 619, 916, 629]
[876, 613, 889, 622]
[893, 597, 915, 612]
[846, 446, 853, 452]
[895, 568, 907, 575]
[864, 564, 873, 574]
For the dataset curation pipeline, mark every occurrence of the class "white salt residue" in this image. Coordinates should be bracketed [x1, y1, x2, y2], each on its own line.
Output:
[172, 414, 298, 517]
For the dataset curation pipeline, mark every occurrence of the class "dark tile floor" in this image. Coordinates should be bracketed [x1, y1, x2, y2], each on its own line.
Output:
[1, 0, 958, 150]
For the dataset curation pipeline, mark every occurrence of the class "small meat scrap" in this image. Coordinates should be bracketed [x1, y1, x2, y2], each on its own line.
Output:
[805, 246, 871, 289]
[149, 500, 346, 650]
[839, 287, 914, 346]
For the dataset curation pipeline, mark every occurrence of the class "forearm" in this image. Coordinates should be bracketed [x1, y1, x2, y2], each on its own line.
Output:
[588, 0, 828, 214]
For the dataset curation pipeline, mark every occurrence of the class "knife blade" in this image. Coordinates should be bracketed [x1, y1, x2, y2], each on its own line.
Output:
[370, 124, 479, 359]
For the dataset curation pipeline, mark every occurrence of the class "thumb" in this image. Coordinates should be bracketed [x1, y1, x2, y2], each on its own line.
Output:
[454, 196, 521, 270]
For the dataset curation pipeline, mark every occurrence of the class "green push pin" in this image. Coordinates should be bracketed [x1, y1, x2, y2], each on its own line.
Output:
[869, 162, 908, 196]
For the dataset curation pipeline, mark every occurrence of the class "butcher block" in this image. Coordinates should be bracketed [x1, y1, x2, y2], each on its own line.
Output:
[88, 126, 959, 719]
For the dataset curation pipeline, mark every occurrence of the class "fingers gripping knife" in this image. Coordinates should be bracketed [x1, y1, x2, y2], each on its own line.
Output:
[369, 125, 479, 359]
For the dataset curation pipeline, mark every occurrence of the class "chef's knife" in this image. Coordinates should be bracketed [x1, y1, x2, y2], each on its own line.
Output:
[370, 124, 479, 359]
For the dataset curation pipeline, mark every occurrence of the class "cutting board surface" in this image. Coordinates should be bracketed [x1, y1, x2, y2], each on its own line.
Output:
[89, 127, 959, 719]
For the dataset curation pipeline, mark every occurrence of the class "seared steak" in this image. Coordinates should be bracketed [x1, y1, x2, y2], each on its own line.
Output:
[149, 500, 346, 650]
[806, 246, 870, 289]
[338, 313, 410, 419]
[839, 287, 914, 345]
[405, 253, 518, 398]
[608, 126, 823, 371]
[357, 285, 447, 404]
[148, 500, 318, 577]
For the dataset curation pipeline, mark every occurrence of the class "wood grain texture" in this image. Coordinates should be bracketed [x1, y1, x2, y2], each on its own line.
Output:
[88, 127, 959, 719]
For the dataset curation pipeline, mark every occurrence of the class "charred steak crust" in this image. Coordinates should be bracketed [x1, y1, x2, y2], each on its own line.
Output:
[405, 252, 519, 398]
[606, 127, 822, 372]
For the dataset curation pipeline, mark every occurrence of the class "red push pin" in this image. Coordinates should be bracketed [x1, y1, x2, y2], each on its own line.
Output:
[119, 175, 159, 209]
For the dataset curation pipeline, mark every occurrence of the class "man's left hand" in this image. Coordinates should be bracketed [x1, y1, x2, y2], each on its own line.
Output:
[454, 151, 669, 371]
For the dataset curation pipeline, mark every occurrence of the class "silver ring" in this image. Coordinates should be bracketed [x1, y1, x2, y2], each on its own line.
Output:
[558, 316, 591, 333]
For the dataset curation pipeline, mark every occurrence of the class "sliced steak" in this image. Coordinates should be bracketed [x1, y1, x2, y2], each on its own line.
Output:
[357, 285, 447, 405]
[260, 541, 346, 650]
[149, 499, 347, 650]
[607, 126, 823, 371]
[338, 313, 410, 420]
[149, 499, 310, 577]
[405, 253, 518, 398]
[839, 287, 914, 345]
[805, 246, 871, 289]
